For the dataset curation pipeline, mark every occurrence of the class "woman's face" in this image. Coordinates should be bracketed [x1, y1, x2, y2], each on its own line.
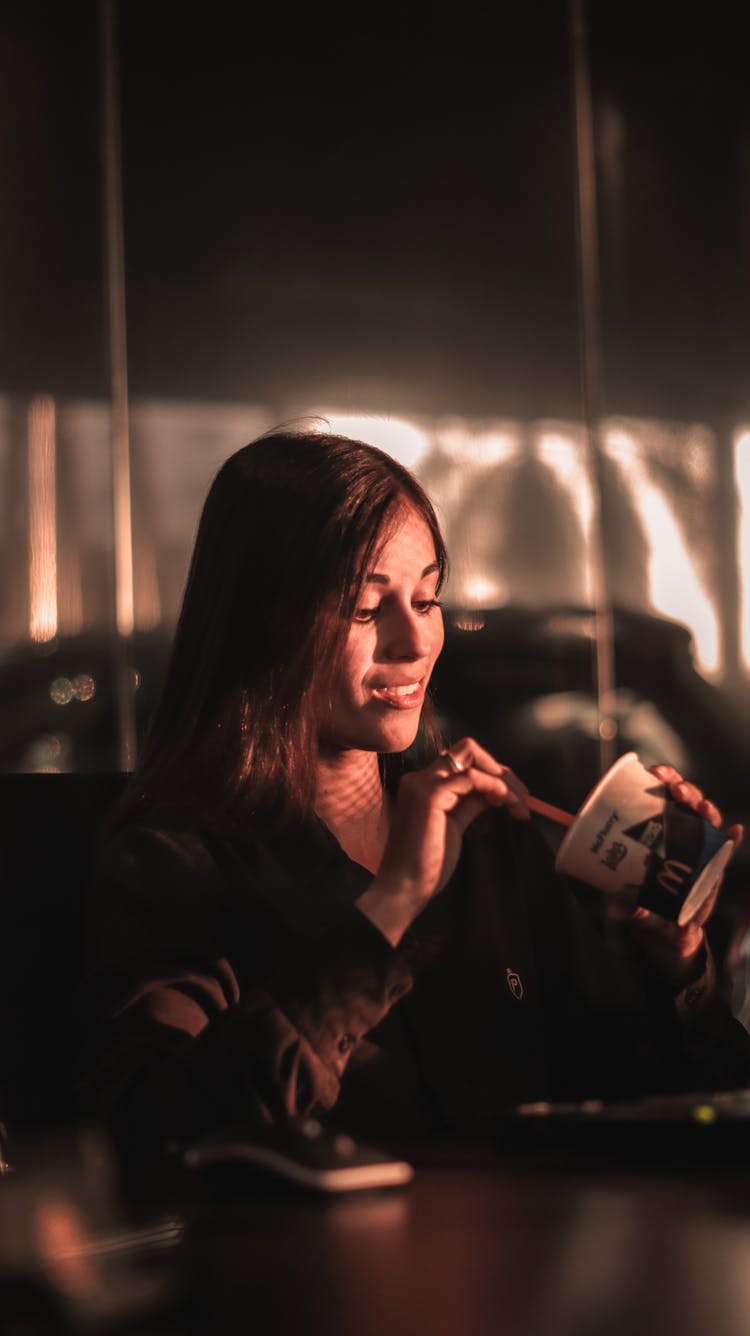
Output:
[322, 506, 445, 755]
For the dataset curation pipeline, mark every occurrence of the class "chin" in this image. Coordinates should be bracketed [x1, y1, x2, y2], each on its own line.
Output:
[371, 718, 422, 755]
[324, 703, 424, 755]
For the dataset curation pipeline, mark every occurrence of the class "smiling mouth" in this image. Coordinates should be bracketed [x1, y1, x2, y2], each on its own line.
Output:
[371, 680, 425, 708]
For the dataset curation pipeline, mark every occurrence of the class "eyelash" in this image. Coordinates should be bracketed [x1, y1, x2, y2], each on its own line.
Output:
[353, 598, 442, 624]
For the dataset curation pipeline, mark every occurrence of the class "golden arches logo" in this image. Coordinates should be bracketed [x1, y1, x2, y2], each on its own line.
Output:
[656, 859, 693, 895]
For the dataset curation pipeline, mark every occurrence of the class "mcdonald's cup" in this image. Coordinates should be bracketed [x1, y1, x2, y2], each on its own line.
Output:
[554, 752, 735, 925]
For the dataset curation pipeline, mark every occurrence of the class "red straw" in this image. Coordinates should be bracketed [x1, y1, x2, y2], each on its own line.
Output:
[527, 795, 576, 828]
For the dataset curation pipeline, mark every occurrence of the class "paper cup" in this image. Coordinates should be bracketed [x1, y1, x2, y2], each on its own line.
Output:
[555, 752, 735, 925]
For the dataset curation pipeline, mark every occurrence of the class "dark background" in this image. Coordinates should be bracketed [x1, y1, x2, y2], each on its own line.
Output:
[3, 0, 749, 423]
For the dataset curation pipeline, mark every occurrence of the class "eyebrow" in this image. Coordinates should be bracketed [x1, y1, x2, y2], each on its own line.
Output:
[365, 562, 440, 586]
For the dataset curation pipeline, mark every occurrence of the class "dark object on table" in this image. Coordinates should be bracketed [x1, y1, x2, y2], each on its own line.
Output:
[183, 1117, 414, 1195]
[500, 1088, 750, 1164]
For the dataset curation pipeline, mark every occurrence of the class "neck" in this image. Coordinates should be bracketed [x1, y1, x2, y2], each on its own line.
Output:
[315, 747, 384, 824]
[315, 747, 391, 872]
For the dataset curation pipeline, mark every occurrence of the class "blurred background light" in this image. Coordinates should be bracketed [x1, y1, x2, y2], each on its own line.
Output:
[735, 429, 750, 675]
[28, 396, 58, 644]
[313, 414, 430, 471]
[603, 424, 721, 679]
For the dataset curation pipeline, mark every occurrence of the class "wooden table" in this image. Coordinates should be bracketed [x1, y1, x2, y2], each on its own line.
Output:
[173, 1149, 750, 1336]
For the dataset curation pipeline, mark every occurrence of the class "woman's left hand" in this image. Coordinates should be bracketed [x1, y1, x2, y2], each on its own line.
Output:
[624, 764, 743, 988]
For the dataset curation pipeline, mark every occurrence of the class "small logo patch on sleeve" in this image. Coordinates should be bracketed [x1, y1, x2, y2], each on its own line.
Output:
[506, 968, 524, 1001]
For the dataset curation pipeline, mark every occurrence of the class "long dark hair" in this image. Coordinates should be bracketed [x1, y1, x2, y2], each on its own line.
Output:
[127, 430, 447, 827]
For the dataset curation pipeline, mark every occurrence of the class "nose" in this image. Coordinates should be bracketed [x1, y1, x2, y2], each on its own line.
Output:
[381, 603, 433, 661]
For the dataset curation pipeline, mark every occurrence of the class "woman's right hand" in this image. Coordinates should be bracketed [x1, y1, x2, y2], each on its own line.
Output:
[356, 738, 530, 946]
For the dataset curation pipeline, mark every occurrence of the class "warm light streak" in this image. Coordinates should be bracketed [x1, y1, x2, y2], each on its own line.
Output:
[315, 413, 429, 470]
[453, 613, 486, 631]
[734, 431, 750, 673]
[28, 396, 58, 643]
[426, 420, 519, 610]
[604, 428, 721, 677]
[135, 540, 162, 630]
[36, 1199, 97, 1300]
[113, 440, 134, 637]
[535, 431, 594, 535]
[459, 574, 504, 606]
[434, 419, 520, 466]
[58, 548, 84, 637]
[682, 428, 715, 489]
[535, 428, 595, 602]
[641, 507, 719, 674]
[604, 427, 640, 470]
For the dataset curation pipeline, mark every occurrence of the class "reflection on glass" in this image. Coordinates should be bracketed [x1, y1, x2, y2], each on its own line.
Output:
[603, 422, 720, 678]
[535, 427, 595, 606]
[2, 395, 748, 771]
[50, 678, 75, 706]
[734, 430, 750, 676]
[133, 540, 161, 631]
[28, 396, 58, 644]
[71, 674, 96, 702]
[315, 413, 429, 471]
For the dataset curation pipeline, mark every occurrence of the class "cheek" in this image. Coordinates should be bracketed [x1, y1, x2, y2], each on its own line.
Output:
[337, 635, 372, 701]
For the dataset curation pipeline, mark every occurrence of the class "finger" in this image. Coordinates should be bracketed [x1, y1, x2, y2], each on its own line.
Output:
[604, 885, 640, 922]
[448, 789, 495, 836]
[425, 773, 500, 838]
[435, 764, 530, 820]
[695, 797, 723, 828]
[496, 778, 530, 818]
[438, 739, 480, 776]
[466, 765, 530, 817]
[672, 780, 703, 807]
[670, 781, 723, 827]
[650, 766, 725, 828]
[454, 765, 529, 815]
[649, 763, 683, 786]
[446, 784, 529, 837]
[629, 904, 657, 927]
[443, 739, 530, 808]
[671, 781, 725, 830]
[445, 738, 529, 788]
[727, 823, 744, 847]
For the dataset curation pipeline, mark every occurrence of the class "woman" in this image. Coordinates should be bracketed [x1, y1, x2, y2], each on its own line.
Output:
[81, 429, 750, 1170]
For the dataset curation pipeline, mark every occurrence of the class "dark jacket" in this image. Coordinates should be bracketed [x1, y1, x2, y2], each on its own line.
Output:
[79, 805, 750, 1163]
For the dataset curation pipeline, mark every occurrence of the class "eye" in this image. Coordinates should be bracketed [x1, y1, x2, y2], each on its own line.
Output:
[352, 605, 381, 624]
[413, 598, 442, 615]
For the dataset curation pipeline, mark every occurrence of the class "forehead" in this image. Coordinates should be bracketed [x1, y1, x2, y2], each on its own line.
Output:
[369, 507, 438, 576]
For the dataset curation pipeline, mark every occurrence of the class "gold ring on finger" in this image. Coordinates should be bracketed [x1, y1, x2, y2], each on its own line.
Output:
[443, 750, 467, 774]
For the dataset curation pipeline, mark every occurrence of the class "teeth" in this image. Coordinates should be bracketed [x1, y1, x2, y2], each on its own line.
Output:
[389, 683, 419, 696]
